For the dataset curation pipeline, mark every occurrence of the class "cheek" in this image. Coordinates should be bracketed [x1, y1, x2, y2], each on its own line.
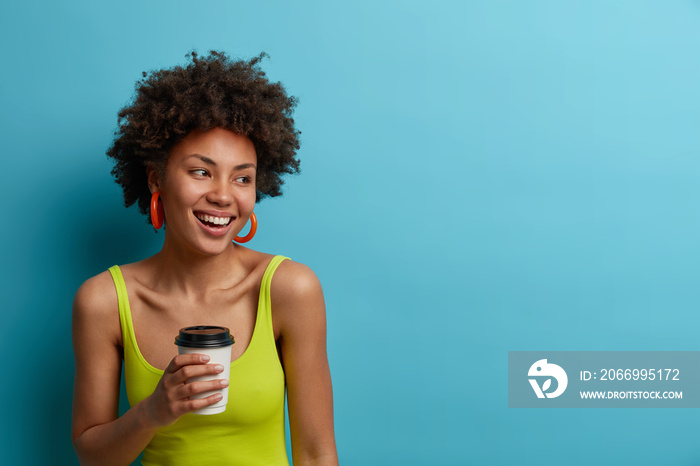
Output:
[162, 181, 204, 213]
[237, 182, 257, 212]
[241, 198, 256, 216]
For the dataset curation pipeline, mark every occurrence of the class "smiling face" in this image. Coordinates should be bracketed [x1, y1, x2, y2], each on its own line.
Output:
[148, 127, 257, 256]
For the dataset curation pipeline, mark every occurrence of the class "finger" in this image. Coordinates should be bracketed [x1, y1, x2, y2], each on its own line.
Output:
[165, 353, 211, 373]
[177, 378, 229, 399]
[171, 363, 226, 385]
[185, 392, 225, 413]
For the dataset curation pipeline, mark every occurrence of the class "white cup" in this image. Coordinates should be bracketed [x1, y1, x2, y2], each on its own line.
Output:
[175, 326, 234, 415]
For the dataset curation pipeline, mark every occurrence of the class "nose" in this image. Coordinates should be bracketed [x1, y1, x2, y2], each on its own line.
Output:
[206, 179, 234, 206]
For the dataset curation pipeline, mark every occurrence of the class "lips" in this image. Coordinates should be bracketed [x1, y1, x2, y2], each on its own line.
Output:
[195, 212, 232, 226]
[194, 211, 235, 237]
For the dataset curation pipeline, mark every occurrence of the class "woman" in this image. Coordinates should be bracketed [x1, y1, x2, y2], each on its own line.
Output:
[71, 51, 338, 466]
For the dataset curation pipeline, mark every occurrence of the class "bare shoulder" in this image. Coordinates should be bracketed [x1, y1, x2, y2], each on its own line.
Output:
[73, 270, 117, 315]
[72, 269, 120, 344]
[271, 259, 324, 303]
[271, 259, 326, 336]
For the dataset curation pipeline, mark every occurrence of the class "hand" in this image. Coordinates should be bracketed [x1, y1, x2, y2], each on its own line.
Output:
[143, 353, 229, 427]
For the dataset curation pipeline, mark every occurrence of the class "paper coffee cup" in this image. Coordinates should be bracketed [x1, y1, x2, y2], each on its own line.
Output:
[175, 326, 235, 415]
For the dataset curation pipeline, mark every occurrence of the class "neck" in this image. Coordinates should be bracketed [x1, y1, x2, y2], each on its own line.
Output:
[149, 233, 243, 298]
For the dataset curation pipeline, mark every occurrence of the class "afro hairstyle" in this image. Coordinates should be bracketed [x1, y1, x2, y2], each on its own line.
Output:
[106, 50, 301, 222]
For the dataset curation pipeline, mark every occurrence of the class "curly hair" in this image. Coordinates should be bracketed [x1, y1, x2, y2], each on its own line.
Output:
[107, 50, 301, 221]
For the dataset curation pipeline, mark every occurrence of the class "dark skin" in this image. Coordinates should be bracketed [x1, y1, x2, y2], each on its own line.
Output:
[72, 128, 338, 465]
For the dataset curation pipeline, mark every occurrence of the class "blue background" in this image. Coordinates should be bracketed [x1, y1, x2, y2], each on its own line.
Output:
[2, 0, 700, 464]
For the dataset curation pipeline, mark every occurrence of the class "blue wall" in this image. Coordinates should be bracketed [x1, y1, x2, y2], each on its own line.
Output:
[2, 1, 700, 464]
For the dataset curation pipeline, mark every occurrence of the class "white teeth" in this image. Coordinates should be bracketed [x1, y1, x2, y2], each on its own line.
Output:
[196, 214, 231, 226]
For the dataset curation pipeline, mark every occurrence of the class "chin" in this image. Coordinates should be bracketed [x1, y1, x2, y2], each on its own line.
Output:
[181, 236, 233, 257]
[199, 241, 234, 257]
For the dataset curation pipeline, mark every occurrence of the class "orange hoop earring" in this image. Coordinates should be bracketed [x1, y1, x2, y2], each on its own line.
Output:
[150, 192, 164, 230]
[234, 212, 257, 243]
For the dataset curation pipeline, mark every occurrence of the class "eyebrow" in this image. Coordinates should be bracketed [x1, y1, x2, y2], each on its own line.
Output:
[185, 154, 256, 170]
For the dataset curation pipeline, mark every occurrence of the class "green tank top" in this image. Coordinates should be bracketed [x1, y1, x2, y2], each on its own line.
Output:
[108, 256, 290, 466]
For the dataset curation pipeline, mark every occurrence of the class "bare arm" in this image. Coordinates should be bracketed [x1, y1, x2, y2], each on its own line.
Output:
[273, 261, 338, 466]
[71, 272, 227, 466]
[71, 271, 157, 465]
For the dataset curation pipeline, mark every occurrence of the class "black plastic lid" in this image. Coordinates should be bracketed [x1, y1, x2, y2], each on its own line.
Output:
[174, 326, 235, 348]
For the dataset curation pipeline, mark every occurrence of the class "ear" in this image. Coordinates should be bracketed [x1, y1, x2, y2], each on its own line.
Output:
[146, 164, 162, 194]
